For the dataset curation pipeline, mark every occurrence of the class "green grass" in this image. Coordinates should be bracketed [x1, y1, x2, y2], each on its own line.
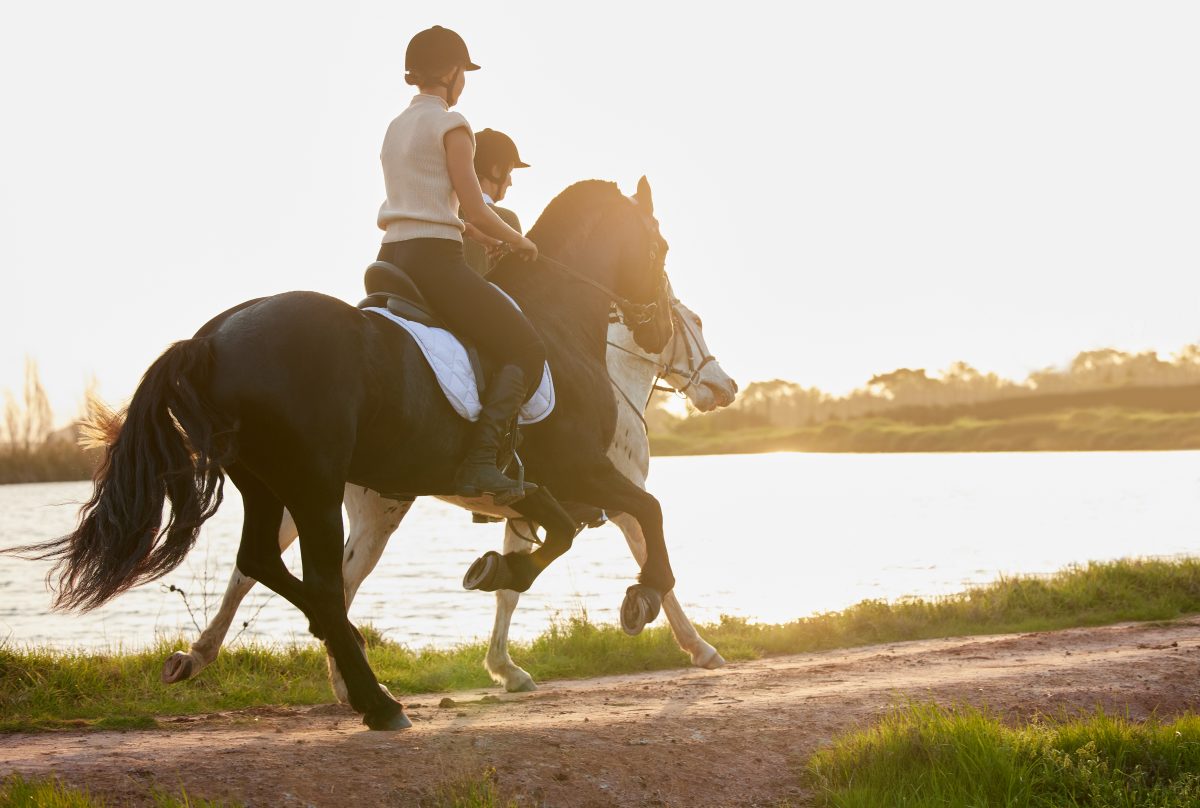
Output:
[0, 774, 237, 807]
[808, 704, 1200, 807]
[4, 557, 1200, 732]
[650, 408, 1200, 455]
[0, 771, 513, 808]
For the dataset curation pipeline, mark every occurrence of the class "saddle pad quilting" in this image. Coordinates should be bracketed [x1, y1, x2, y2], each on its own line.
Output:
[363, 306, 554, 425]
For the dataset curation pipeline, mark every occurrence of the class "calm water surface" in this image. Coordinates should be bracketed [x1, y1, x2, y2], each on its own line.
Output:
[2, 452, 1198, 650]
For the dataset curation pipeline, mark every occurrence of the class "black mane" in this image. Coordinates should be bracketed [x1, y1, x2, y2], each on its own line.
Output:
[495, 180, 628, 296]
[525, 180, 625, 248]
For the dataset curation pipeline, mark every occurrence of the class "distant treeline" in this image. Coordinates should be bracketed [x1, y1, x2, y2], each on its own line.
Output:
[648, 344, 1200, 454]
[5, 346, 1200, 484]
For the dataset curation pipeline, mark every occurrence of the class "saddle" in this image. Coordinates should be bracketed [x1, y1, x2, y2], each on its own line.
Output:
[355, 261, 574, 526]
[358, 260, 488, 392]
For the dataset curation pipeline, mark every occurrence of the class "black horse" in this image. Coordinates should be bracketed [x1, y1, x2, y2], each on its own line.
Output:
[16, 179, 678, 730]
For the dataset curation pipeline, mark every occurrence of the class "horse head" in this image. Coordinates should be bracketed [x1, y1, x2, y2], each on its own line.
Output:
[660, 295, 738, 412]
[498, 178, 675, 354]
[616, 176, 674, 354]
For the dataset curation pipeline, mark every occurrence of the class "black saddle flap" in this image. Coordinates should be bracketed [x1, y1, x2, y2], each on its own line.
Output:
[359, 261, 441, 328]
[357, 260, 489, 391]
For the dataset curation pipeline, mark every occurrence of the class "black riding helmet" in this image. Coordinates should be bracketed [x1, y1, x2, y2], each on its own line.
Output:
[405, 26, 480, 95]
[474, 129, 530, 183]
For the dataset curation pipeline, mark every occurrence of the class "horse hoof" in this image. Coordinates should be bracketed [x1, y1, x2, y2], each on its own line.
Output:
[693, 644, 726, 670]
[463, 551, 502, 591]
[362, 706, 413, 731]
[504, 672, 538, 693]
[621, 584, 663, 636]
[161, 651, 196, 684]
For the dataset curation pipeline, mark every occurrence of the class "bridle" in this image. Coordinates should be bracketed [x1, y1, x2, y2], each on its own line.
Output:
[605, 296, 718, 430]
[660, 303, 717, 395]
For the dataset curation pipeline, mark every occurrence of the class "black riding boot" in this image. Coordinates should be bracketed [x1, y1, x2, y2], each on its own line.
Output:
[454, 365, 538, 506]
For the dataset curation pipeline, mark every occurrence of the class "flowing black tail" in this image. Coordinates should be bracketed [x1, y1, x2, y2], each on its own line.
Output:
[11, 337, 237, 611]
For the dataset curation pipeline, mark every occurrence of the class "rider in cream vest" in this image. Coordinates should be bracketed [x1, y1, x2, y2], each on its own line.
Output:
[376, 26, 543, 506]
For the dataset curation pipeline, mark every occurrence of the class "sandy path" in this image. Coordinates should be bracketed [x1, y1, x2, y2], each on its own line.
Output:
[4, 618, 1200, 807]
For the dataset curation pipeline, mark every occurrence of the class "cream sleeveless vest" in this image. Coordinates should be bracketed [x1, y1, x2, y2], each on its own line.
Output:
[378, 94, 475, 243]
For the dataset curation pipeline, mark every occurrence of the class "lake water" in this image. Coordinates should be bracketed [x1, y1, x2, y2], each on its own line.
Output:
[1, 452, 1198, 651]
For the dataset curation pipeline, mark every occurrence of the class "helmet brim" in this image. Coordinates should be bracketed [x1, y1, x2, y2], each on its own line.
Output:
[465, 61, 482, 71]
[513, 159, 531, 169]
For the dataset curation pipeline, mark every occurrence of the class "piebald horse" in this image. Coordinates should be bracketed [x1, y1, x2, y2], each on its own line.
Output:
[157, 294, 737, 697]
[16, 179, 689, 729]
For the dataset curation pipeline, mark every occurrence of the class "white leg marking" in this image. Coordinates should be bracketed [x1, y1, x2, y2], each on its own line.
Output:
[484, 521, 538, 692]
[162, 505, 300, 683]
[610, 512, 725, 669]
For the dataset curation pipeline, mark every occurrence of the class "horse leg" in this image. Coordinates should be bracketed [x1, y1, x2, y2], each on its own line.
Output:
[230, 466, 408, 730]
[463, 486, 577, 593]
[327, 487, 413, 705]
[573, 466, 674, 636]
[609, 512, 724, 669]
[483, 520, 539, 692]
[161, 504, 300, 683]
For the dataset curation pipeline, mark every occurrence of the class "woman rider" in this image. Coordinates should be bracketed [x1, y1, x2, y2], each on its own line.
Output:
[377, 26, 543, 505]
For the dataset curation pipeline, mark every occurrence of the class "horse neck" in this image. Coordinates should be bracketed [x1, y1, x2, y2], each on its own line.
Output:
[492, 229, 619, 363]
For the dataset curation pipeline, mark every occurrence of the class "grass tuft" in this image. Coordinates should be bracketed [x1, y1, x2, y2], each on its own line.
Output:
[420, 768, 518, 808]
[808, 704, 1200, 807]
[0, 775, 239, 808]
[0, 775, 99, 808]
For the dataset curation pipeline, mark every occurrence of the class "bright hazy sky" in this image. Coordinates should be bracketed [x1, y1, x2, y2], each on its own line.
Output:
[3, 2, 1198, 423]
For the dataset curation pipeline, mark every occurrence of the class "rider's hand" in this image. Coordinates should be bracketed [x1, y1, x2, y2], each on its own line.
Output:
[512, 236, 538, 261]
[464, 221, 502, 248]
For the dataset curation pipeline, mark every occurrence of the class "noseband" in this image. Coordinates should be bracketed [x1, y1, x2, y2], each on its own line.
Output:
[659, 303, 717, 395]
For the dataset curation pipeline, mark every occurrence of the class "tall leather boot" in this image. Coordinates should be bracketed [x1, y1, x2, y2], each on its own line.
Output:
[454, 364, 538, 506]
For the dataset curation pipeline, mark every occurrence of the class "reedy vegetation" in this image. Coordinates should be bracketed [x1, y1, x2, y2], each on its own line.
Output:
[3, 557, 1200, 732]
[0, 361, 97, 484]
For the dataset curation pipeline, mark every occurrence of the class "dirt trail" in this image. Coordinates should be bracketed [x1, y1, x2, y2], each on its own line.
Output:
[4, 618, 1200, 807]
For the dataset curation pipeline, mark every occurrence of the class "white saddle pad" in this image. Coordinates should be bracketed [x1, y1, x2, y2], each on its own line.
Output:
[363, 302, 554, 425]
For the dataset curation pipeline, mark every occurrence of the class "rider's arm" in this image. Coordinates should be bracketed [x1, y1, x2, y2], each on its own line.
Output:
[445, 127, 537, 259]
[463, 220, 501, 247]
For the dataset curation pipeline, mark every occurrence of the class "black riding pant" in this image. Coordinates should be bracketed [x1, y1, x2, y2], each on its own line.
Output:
[377, 238, 546, 395]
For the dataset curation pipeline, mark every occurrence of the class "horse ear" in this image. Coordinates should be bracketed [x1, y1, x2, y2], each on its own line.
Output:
[634, 176, 654, 216]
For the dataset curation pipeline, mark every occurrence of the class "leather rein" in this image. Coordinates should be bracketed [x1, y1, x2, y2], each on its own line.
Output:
[538, 254, 661, 327]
